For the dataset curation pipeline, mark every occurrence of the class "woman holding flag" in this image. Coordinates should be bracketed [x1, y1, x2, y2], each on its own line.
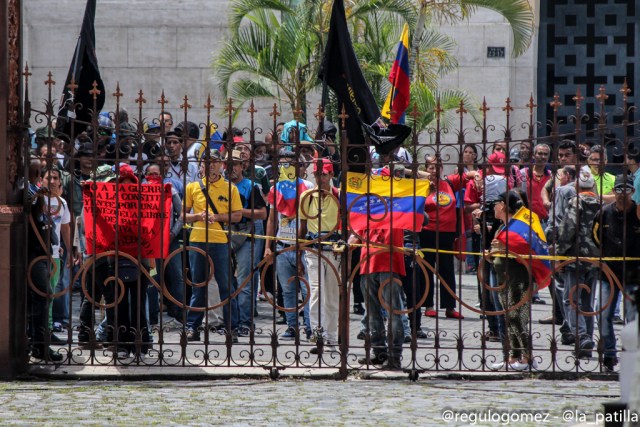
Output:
[488, 190, 550, 371]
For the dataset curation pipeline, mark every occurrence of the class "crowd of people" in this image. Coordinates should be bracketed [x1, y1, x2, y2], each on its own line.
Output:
[25, 110, 640, 371]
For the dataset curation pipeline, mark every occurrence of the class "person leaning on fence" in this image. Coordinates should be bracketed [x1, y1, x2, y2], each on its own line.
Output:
[297, 158, 341, 354]
[226, 149, 267, 337]
[487, 191, 536, 371]
[555, 167, 600, 359]
[25, 160, 63, 362]
[181, 148, 243, 343]
[593, 175, 640, 372]
[422, 156, 475, 320]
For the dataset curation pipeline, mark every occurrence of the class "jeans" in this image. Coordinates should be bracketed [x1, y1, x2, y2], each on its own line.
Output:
[52, 256, 71, 325]
[187, 242, 238, 331]
[276, 248, 310, 331]
[160, 238, 187, 317]
[488, 265, 506, 339]
[362, 272, 404, 359]
[28, 259, 49, 345]
[597, 280, 638, 357]
[563, 265, 596, 340]
[236, 221, 265, 329]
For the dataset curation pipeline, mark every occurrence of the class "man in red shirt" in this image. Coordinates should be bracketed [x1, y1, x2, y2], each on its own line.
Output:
[351, 227, 406, 370]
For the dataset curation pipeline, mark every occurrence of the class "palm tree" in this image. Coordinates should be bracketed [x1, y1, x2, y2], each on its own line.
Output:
[215, 0, 533, 129]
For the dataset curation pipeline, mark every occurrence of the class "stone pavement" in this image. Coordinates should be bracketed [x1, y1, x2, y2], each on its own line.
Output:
[35, 269, 625, 377]
[0, 378, 620, 426]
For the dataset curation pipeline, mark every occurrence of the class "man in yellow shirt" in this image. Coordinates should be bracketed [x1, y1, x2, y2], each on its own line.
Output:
[298, 158, 341, 353]
[182, 149, 243, 342]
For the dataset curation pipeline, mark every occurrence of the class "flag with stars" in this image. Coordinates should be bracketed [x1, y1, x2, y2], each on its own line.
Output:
[346, 172, 428, 232]
[267, 165, 314, 217]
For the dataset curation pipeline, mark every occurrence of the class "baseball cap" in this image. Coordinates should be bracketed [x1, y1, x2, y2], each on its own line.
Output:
[313, 158, 334, 175]
[488, 151, 507, 174]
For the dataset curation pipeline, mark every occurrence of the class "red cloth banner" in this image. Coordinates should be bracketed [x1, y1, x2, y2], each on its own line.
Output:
[83, 182, 172, 258]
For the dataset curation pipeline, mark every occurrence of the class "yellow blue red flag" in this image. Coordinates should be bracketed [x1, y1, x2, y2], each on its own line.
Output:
[382, 23, 410, 124]
[346, 172, 428, 232]
[496, 207, 552, 289]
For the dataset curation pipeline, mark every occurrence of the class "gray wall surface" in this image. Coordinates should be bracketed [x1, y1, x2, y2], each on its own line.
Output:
[23, 0, 537, 143]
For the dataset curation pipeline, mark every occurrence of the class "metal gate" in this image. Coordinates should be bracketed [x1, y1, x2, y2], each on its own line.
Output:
[22, 68, 640, 379]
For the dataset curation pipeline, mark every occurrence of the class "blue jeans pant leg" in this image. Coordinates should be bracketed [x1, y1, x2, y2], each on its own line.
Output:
[236, 240, 260, 328]
[209, 243, 237, 330]
[598, 280, 619, 357]
[53, 261, 70, 324]
[163, 238, 186, 315]
[277, 250, 309, 330]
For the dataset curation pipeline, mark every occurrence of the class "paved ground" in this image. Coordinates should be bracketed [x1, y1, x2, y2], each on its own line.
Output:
[0, 378, 621, 426]
[36, 269, 625, 377]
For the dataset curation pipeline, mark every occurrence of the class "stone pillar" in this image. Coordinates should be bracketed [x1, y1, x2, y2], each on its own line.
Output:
[0, 0, 27, 379]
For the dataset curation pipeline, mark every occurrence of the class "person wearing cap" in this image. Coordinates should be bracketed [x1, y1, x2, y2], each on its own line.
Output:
[182, 149, 243, 342]
[422, 156, 475, 320]
[593, 175, 640, 372]
[264, 148, 314, 340]
[226, 149, 267, 336]
[587, 145, 616, 204]
[556, 167, 600, 359]
[142, 123, 162, 159]
[487, 190, 535, 371]
[297, 158, 341, 353]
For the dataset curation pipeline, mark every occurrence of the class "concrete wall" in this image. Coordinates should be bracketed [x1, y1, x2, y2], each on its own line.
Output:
[22, 0, 538, 142]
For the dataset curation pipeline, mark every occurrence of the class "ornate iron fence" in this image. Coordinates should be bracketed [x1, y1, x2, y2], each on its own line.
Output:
[21, 67, 640, 379]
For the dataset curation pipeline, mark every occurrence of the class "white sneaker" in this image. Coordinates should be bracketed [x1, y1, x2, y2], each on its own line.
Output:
[490, 361, 505, 370]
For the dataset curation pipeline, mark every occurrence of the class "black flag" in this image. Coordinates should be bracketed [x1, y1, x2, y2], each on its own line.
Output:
[56, 0, 105, 135]
[318, 0, 411, 158]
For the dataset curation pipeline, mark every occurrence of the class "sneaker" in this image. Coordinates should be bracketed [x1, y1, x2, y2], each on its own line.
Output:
[403, 335, 412, 343]
[357, 331, 366, 340]
[490, 361, 506, 370]
[538, 316, 562, 325]
[237, 327, 251, 337]
[573, 338, 594, 359]
[483, 331, 502, 343]
[561, 333, 575, 345]
[52, 322, 64, 332]
[31, 346, 63, 363]
[353, 303, 365, 315]
[531, 296, 546, 305]
[358, 354, 387, 365]
[445, 310, 464, 319]
[415, 329, 428, 339]
[276, 314, 287, 325]
[280, 327, 297, 341]
[511, 359, 539, 371]
[310, 342, 336, 355]
[613, 315, 624, 325]
[186, 329, 200, 342]
[381, 358, 403, 371]
[231, 330, 239, 344]
[603, 356, 618, 372]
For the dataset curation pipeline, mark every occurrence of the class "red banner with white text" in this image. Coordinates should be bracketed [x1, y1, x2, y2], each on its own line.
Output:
[83, 182, 172, 258]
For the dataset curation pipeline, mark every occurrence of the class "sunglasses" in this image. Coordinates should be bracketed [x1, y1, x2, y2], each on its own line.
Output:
[614, 187, 633, 194]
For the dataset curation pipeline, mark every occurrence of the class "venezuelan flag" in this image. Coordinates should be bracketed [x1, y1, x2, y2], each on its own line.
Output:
[346, 172, 428, 232]
[267, 165, 313, 217]
[382, 23, 410, 124]
[495, 207, 552, 289]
